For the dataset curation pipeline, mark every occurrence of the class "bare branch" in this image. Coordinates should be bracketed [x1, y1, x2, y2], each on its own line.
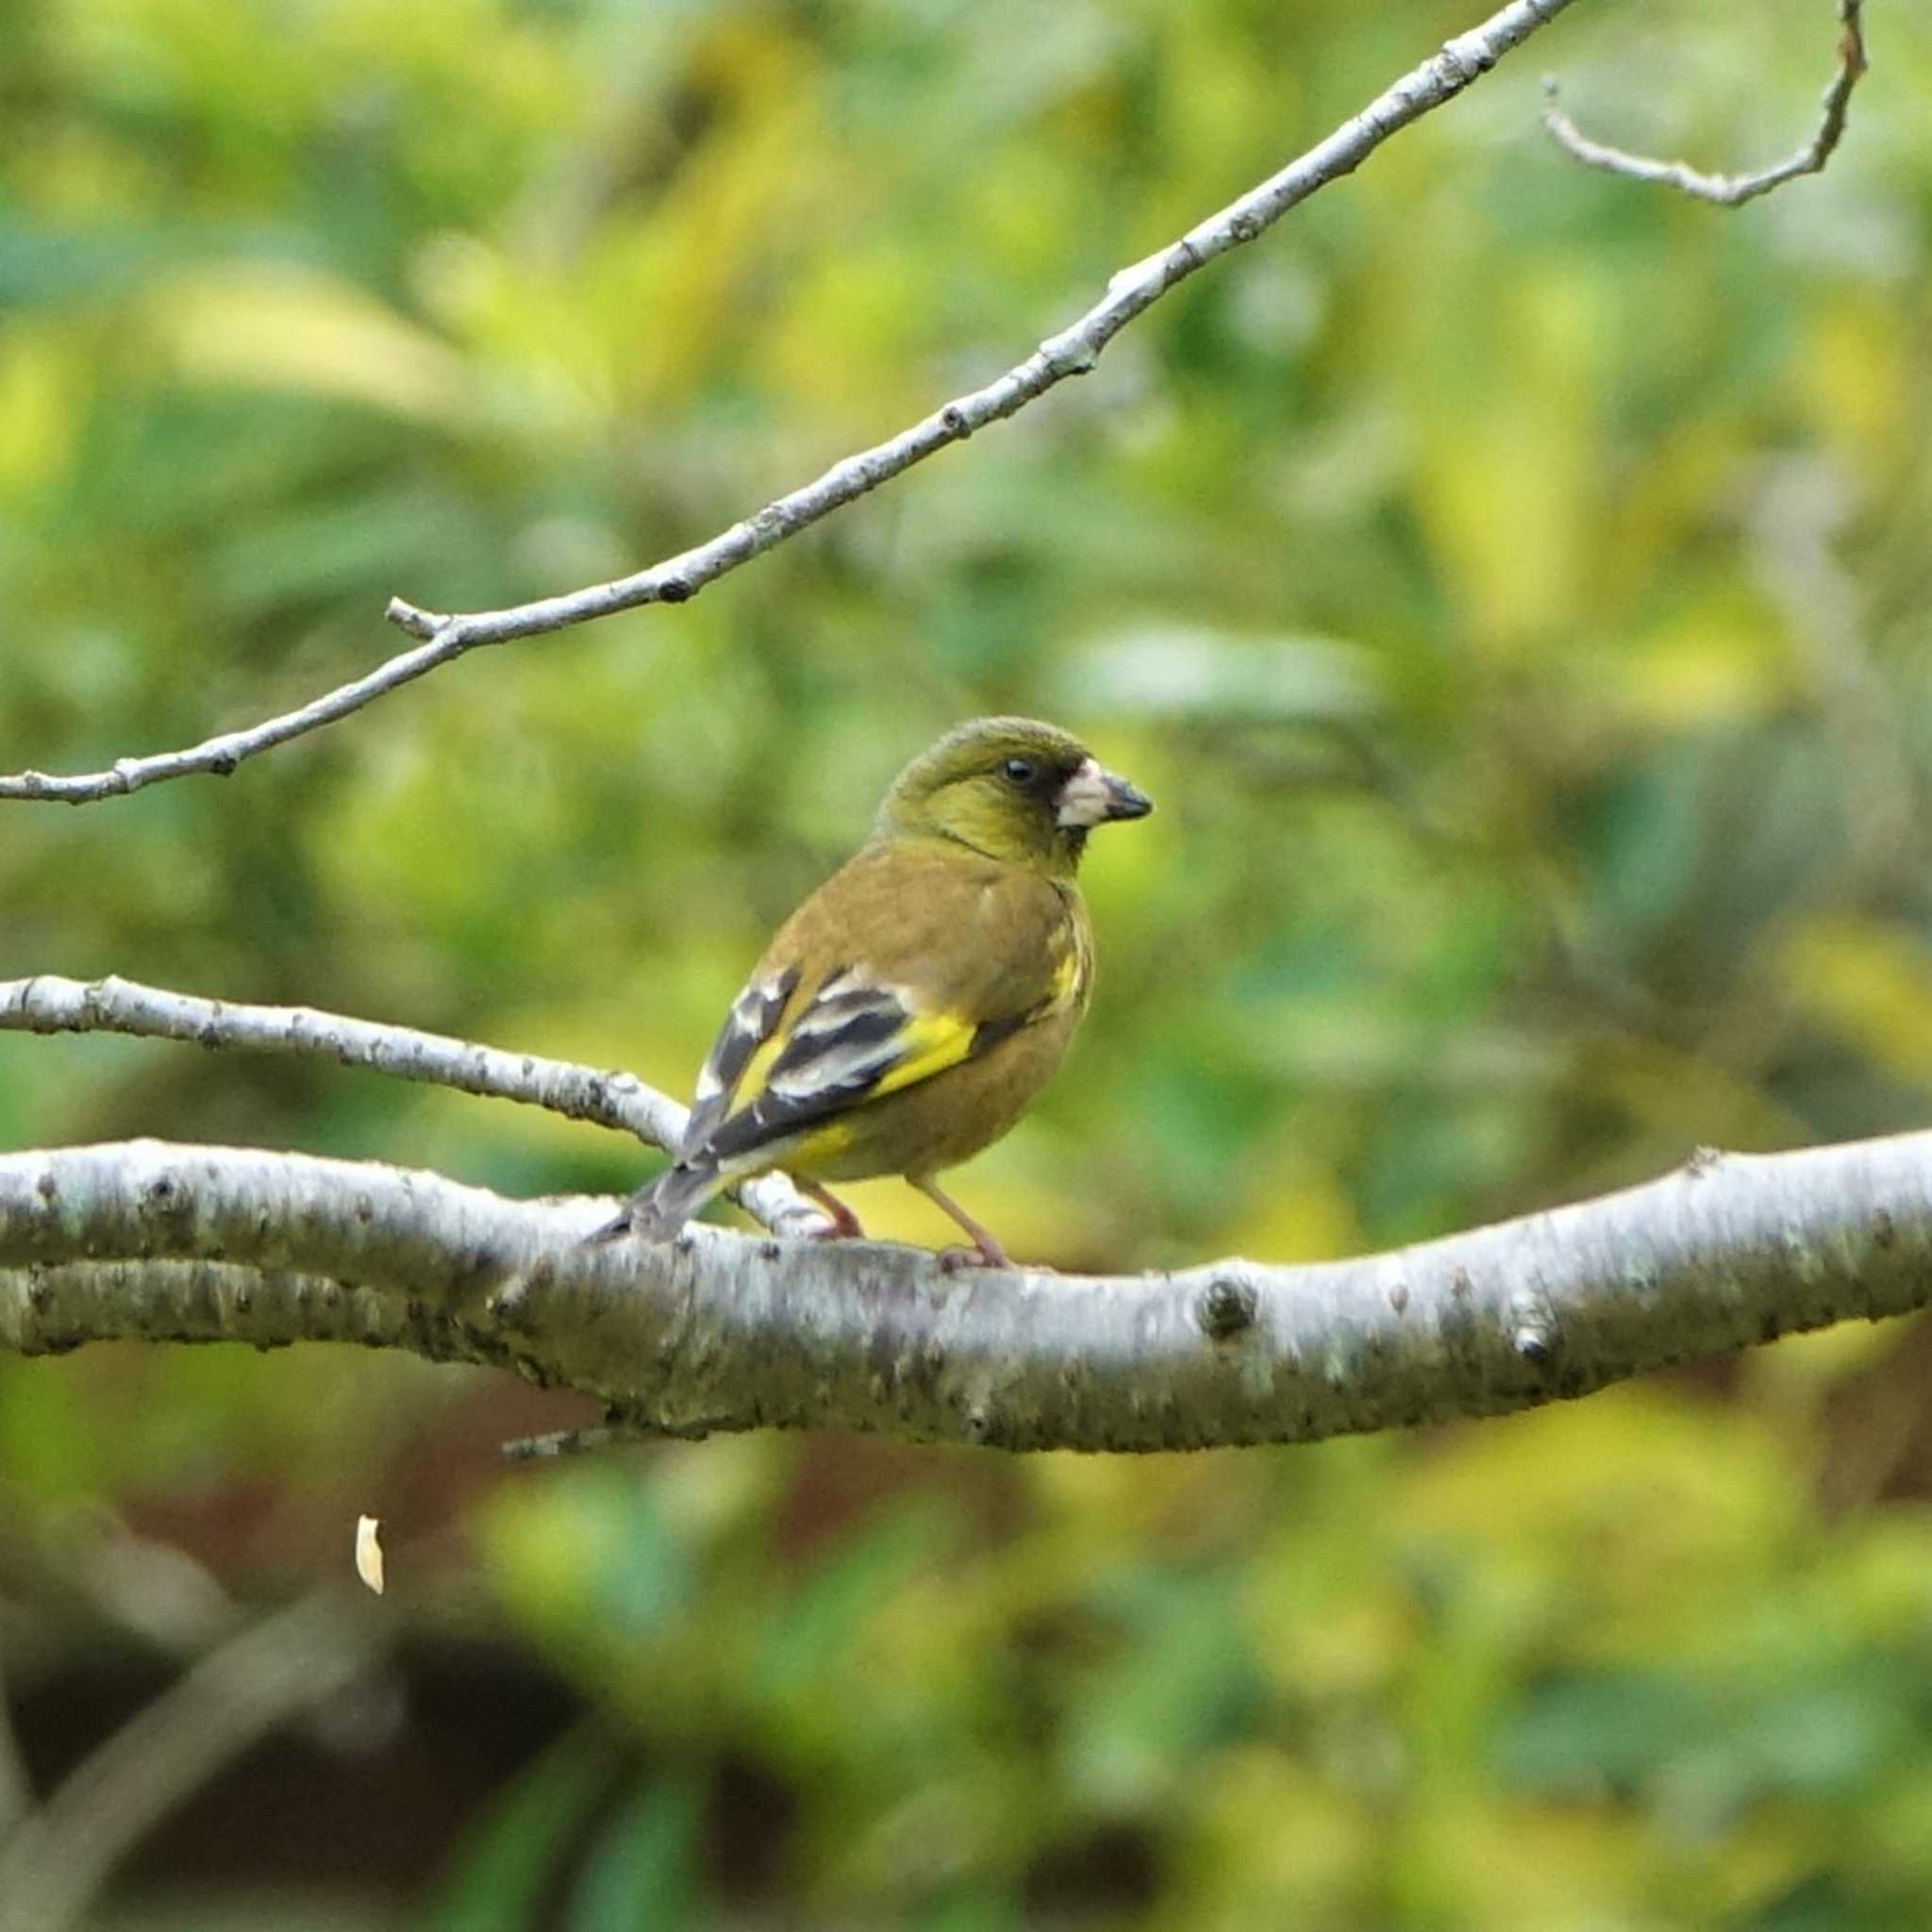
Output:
[0, 1589, 389, 1932]
[0, 0, 1585, 808]
[0, 628, 468, 805]
[1, 1132, 1927, 1453]
[0, 974, 826, 1240]
[1541, 0, 1866, 207]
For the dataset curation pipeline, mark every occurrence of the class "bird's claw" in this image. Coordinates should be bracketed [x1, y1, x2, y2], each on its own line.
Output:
[799, 1184, 865, 1241]
[939, 1241, 1012, 1272]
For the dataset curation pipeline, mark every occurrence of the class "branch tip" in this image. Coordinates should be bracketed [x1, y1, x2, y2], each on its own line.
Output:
[1541, 0, 1867, 209]
[383, 597, 442, 639]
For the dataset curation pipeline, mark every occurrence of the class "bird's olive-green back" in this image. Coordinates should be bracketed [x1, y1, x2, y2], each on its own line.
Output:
[760, 840, 1090, 1026]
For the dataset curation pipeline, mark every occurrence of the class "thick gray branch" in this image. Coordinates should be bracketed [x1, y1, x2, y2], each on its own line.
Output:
[0, 0, 1584, 807]
[1542, 0, 1866, 207]
[1, 1134, 1924, 1453]
[0, 973, 825, 1240]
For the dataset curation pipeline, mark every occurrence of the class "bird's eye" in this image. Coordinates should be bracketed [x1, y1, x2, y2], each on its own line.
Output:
[1001, 757, 1037, 786]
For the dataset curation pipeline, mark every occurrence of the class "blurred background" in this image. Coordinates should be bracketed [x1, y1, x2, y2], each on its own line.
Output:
[3, 0, 1931, 1924]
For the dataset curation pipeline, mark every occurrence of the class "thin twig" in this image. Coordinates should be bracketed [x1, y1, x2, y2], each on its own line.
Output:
[0, 629, 467, 805]
[1541, 0, 1866, 207]
[0, 973, 826, 1239]
[0, 0, 1585, 808]
[502, 1413, 721, 1458]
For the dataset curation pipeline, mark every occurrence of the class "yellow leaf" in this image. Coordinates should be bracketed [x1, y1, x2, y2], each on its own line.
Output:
[147, 264, 468, 420]
[1782, 919, 1932, 1086]
[1611, 587, 1794, 726]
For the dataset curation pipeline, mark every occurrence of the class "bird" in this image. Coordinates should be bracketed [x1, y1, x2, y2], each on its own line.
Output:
[597, 716, 1152, 1268]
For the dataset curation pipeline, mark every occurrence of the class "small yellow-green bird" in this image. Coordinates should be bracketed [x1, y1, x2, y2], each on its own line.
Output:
[603, 717, 1151, 1267]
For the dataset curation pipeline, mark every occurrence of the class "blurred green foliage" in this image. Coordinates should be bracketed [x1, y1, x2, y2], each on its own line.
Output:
[4, 0, 1932, 1924]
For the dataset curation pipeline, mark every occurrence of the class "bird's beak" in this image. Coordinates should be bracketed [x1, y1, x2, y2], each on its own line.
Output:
[1056, 757, 1154, 829]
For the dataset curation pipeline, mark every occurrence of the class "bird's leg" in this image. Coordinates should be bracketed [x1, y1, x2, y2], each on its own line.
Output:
[801, 1181, 865, 1241]
[910, 1175, 1013, 1271]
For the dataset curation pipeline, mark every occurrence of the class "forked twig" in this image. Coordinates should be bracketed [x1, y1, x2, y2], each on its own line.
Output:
[0, 973, 825, 1238]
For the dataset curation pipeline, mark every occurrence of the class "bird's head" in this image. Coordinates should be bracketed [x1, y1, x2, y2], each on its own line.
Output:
[876, 716, 1152, 877]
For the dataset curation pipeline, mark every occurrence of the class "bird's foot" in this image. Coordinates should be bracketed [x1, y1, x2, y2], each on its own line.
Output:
[911, 1174, 1020, 1267]
[912, 1175, 1015, 1271]
[802, 1182, 865, 1241]
[938, 1237, 1012, 1272]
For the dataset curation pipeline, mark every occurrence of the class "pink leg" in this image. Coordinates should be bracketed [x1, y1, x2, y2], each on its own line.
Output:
[910, 1175, 1012, 1271]
[802, 1180, 865, 1241]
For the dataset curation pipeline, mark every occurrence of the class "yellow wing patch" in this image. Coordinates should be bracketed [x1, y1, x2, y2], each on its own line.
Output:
[691, 940, 1071, 1174]
[736, 1025, 791, 1109]
[789, 1120, 856, 1167]
[869, 1010, 978, 1099]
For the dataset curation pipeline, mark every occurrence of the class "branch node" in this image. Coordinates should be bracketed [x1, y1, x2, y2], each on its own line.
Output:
[1197, 1274, 1258, 1341]
[1512, 1324, 1554, 1365]
[1041, 335, 1099, 378]
[1435, 42, 1477, 87]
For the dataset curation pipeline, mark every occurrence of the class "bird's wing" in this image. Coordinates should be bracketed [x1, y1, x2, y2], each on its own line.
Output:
[678, 845, 1088, 1173]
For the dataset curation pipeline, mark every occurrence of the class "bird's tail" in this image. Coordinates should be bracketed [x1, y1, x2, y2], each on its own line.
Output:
[587, 1155, 727, 1245]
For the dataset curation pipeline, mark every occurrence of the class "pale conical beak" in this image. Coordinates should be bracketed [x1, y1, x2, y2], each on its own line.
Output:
[1102, 769, 1153, 821]
[1057, 757, 1153, 829]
